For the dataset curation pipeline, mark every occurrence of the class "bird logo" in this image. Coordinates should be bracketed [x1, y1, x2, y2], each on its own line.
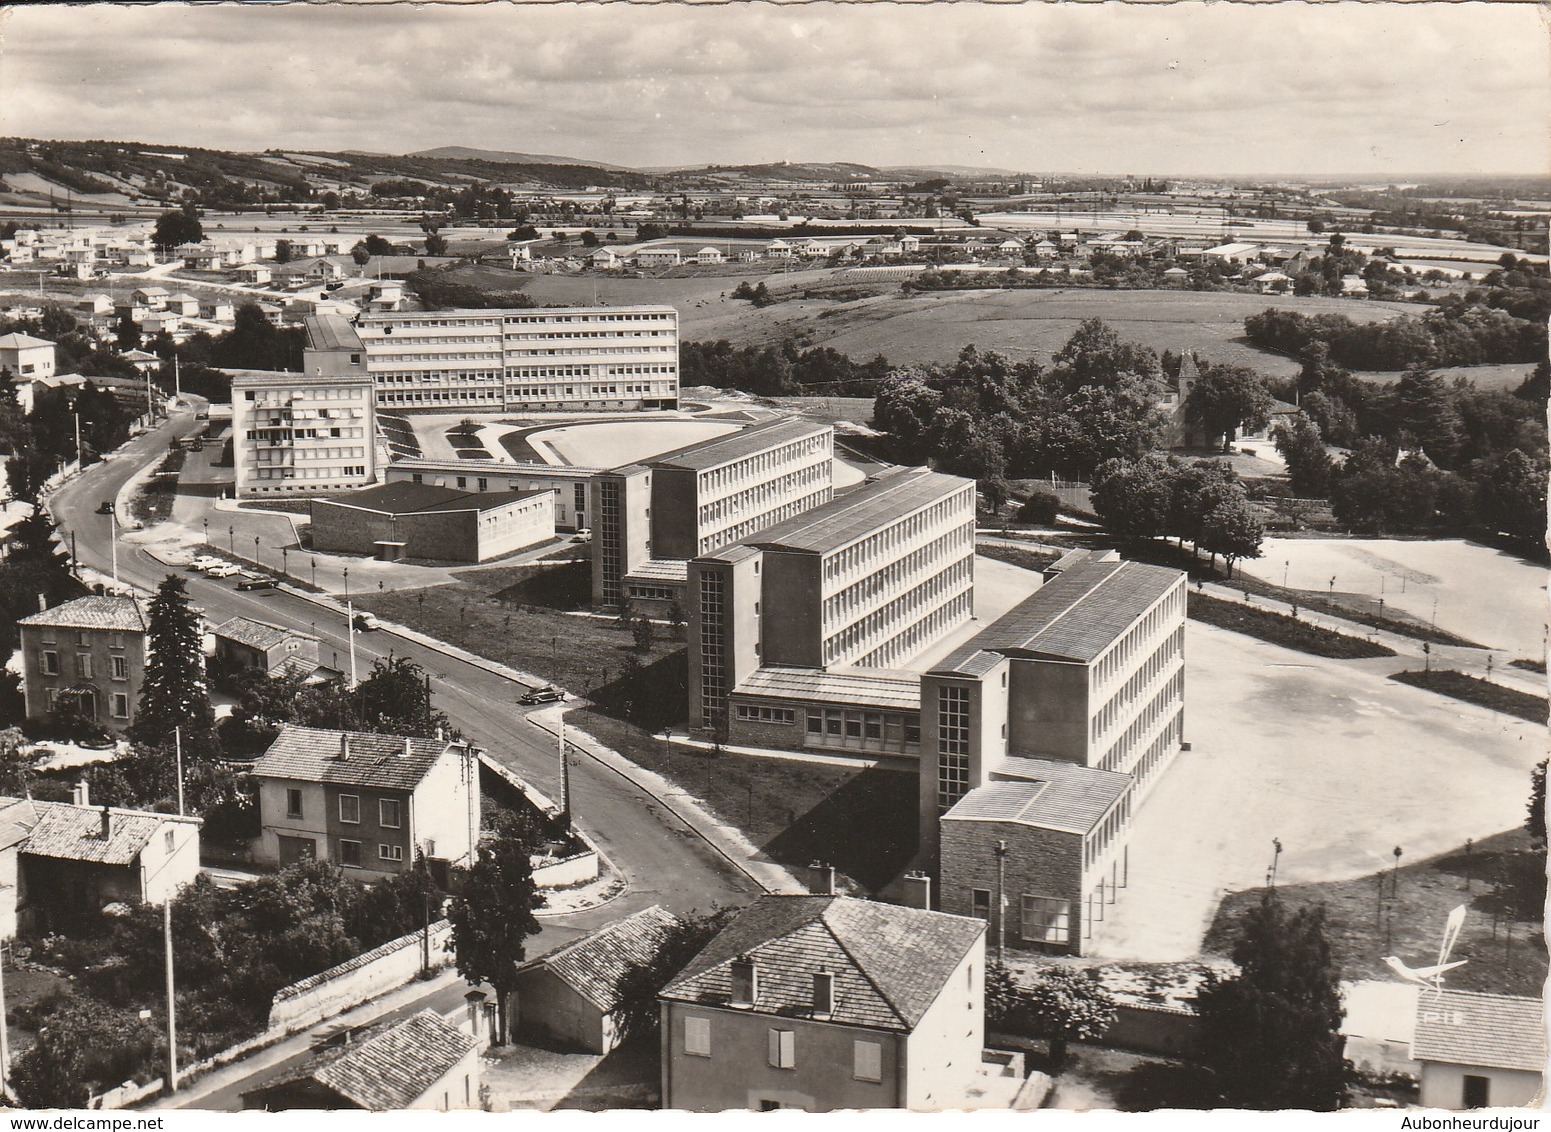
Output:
[1383, 904, 1468, 996]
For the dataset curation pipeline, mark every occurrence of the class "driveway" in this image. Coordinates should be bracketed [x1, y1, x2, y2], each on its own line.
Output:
[1090, 620, 1543, 961]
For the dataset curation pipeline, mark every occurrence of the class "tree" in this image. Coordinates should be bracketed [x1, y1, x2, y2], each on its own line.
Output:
[614, 907, 737, 1045]
[579, 230, 599, 248]
[129, 573, 217, 756]
[273, 238, 293, 264]
[1091, 455, 1179, 544]
[1528, 759, 1547, 851]
[998, 965, 1118, 1066]
[1184, 363, 1275, 452]
[1017, 490, 1060, 525]
[350, 241, 371, 267]
[1199, 498, 1265, 576]
[1196, 892, 1348, 1110]
[1272, 413, 1334, 498]
[632, 616, 656, 654]
[11, 1006, 90, 1108]
[353, 654, 449, 737]
[1395, 366, 1462, 468]
[0, 726, 31, 793]
[152, 208, 202, 252]
[364, 234, 394, 256]
[1474, 448, 1547, 545]
[447, 811, 544, 1044]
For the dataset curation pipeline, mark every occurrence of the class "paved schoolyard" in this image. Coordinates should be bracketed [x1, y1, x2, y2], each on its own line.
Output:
[1090, 620, 1544, 961]
[1238, 537, 1548, 660]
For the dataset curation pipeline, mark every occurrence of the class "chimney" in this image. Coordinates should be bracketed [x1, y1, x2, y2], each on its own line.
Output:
[100, 805, 111, 840]
[812, 967, 834, 1016]
[404, 737, 412, 758]
[901, 871, 932, 910]
[339, 733, 350, 761]
[37, 593, 46, 613]
[729, 955, 758, 1007]
[807, 861, 835, 896]
[72, 780, 89, 808]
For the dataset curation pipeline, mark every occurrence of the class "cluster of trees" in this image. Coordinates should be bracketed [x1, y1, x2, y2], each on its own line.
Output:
[151, 204, 204, 252]
[138, 302, 309, 404]
[1091, 456, 1265, 573]
[729, 280, 775, 307]
[405, 266, 536, 311]
[873, 320, 1172, 484]
[680, 338, 892, 398]
[12, 858, 446, 1106]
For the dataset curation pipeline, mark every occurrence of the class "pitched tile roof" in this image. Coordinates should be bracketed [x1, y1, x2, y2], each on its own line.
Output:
[268, 1009, 477, 1110]
[247, 725, 458, 791]
[943, 757, 1132, 836]
[661, 895, 984, 1032]
[17, 595, 147, 633]
[1411, 990, 1547, 1073]
[215, 616, 312, 653]
[4, 798, 200, 866]
[931, 556, 1182, 672]
[523, 905, 680, 1012]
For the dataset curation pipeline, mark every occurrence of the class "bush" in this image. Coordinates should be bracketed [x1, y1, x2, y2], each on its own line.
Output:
[1017, 491, 1061, 524]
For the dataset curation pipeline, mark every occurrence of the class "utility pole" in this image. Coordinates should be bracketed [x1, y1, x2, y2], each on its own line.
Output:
[109, 507, 119, 586]
[174, 355, 181, 400]
[164, 896, 178, 1094]
[559, 714, 571, 823]
[0, 938, 10, 1101]
[994, 840, 1009, 962]
[73, 411, 82, 467]
[174, 727, 184, 816]
[346, 598, 358, 689]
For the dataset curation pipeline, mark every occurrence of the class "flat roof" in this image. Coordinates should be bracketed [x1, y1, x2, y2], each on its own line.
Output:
[738, 466, 971, 556]
[231, 368, 372, 389]
[387, 457, 605, 477]
[931, 555, 1182, 672]
[943, 757, 1131, 836]
[732, 666, 921, 712]
[317, 481, 542, 515]
[361, 304, 676, 323]
[645, 416, 830, 473]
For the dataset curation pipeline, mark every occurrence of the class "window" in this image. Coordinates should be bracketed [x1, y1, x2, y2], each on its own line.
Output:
[164, 829, 175, 853]
[40, 651, 58, 676]
[76, 654, 93, 679]
[853, 1040, 882, 1083]
[380, 799, 401, 828]
[338, 794, 360, 823]
[111, 655, 129, 681]
[379, 843, 404, 862]
[684, 1016, 711, 1057]
[339, 839, 362, 867]
[111, 693, 130, 719]
[1021, 895, 1071, 945]
[1462, 1076, 1490, 1109]
[286, 789, 303, 818]
[972, 889, 991, 921]
[767, 1028, 795, 1070]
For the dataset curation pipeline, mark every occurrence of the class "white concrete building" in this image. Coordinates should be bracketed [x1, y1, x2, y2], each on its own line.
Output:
[232, 369, 376, 498]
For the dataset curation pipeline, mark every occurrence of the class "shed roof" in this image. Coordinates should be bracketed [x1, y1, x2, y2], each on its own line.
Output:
[7, 798, 200, 866]
[259, 1009, 477, 1110]
[215, 616, 314, 653]
[662, 895, 984, 1033]
[1411, 990, 1547, 1073]
[943, 757, 1131, 836]
[248, 725, 458, 792]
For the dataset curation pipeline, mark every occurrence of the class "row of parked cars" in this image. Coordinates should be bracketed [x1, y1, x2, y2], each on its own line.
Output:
[189, 554, 277, 589]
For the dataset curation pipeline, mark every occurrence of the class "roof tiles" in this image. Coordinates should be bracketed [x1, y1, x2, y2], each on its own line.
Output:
[248, 725, 458, 792]
[18, 595, 146, 633]
[1411, 990, 1547, 1073]
[524, 905, 680, 1012]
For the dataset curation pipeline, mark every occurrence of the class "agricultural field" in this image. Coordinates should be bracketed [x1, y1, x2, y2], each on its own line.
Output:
[1353, 362, 1536, 393]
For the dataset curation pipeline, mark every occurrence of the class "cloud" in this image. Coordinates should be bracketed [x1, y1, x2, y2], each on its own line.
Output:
[0, 1, 1544, 174]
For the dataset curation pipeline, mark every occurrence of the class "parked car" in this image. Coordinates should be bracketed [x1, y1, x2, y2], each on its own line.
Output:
[520, 686, 566, 705]
[235, 574, 276, 591]
[189, 556, 224, 572]
[95, 500, 114, 515]
[206, 563, 243, 578]
[352, 612, 381, 632]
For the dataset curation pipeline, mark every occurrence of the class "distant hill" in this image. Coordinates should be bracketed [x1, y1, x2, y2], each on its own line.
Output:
[411, 145, 633, 172]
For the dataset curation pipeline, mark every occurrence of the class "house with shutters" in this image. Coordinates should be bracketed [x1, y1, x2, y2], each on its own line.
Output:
[1411, 990, 1546, 1110]
[17, 595, 148, 732]
[246, 725, 476, 877]
[516, 904, 680, 1053]
[210, 616, 324, 685]
[658, 893, 1003, 1111]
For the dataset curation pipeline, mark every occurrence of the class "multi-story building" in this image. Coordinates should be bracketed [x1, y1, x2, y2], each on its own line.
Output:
[231, 368, 376, 498]
[918, 550, 1187, 956]
[352, 305, 679, 412]
[659, 893, 989, 1112]
[590, 417, 834, 612]
[247, 726, 477, 877]
[17, 595, 147, 732]
[0, 332, 55, 384]
[687, 466, 976, 751]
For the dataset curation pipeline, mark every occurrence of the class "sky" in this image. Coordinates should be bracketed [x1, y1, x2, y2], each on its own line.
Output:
[0, 1, 1546, 177]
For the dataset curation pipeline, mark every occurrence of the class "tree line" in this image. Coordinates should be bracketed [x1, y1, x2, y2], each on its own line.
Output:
[681, 338, 891, 397]
[1090, 456, 1265, 573]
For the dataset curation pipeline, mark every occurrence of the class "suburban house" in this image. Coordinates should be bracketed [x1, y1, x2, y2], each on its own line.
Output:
[166, 292, 202, 317]
[235, 263, 273, 285]
[17, 594, 148, 732]
[637, 247, 682, 267]
[590, 247, 621, 269]
[0, 332, 56, 383]
[211, 616, 322, 683]
[659, 893, 997, 1111]
[0, 785, 202, 934]
[131, 285, 170, 308]
[247, 725, 477, 876]
[242, 1009, 480, 1111]
[516, 904, 680, 1054]
[1411, 990, 1546, 1110]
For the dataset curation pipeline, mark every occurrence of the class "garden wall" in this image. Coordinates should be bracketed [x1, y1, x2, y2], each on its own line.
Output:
[267, 920, 453, 1032]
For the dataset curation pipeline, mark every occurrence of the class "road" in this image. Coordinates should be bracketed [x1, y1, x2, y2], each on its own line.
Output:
[48, 411, 763, 1105]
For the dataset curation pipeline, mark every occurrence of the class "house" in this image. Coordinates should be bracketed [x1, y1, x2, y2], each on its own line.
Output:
[242, 1009, 480, 1111]
[590, 246, 620, 269]
[139, 311, 182, 337]
[235, 263, 273, 285]
[181, 248, 225, 271]
[17, 595, 148, 732]
[131, 286, 170, 308]
[0, 784, 202, 933]
[0, 332, 56, 383]
[637, 247, 682, 267]
[899, 235, 921, 254]
[247, 725, 477, 875]
[165, 292, 202, 317]
[1032, 240, 1058, 259]
[1253, 271, 1292, 294]
[764, 239, 794, 260]
[1162, 266, 1189, 285]
[516, 905, 680, 1053]
[200, 299, 236, 323]
[1411, 990, 1546, 1110]
[1203, 242, 1260, 266]
[1341, 274, 1370, 297]
[996, 238, 1026, 255]
[694, 247, 723, 265]
[212, 616, 321, 683]
[77, 293, 114, 318]
[659, 893, 994, 1111]
[120, 348, 161, 374]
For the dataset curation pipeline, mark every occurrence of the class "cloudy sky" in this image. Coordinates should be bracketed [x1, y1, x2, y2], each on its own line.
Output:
[1, 2, 1545, 176]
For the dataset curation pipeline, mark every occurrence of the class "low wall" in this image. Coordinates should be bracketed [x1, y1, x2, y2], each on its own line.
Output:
[1105, 1002, 1200, 1058]
[532, 848, 599, 888]
[267, 920, 453, 1033]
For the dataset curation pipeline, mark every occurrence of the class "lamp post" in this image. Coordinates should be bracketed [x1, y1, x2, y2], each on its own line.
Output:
[342, 566, 350, 601]
[1392, 845, 1403, 898]
[253, 535, 260, 569]
[228, 525, 234, 554]
[202, 517, 208, 544]
[310, 557, 317, 588]
[281, 547, 288, 579]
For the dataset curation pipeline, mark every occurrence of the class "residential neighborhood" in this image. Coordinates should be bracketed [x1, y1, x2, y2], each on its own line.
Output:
[0, 0, 1542, 1120]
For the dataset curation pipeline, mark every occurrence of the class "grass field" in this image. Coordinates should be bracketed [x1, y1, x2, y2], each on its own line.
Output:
[1389, 668, 1548, 724]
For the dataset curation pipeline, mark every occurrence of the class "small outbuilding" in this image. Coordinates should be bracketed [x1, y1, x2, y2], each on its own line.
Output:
[309, 481, 554, 563]
[1412, 989, 1546, 1110]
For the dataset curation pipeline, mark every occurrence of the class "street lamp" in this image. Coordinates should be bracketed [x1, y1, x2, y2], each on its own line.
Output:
[202, 517, 208, 544]
[281, 547, 288, 579]
[310, 557, 317, 588]
[228, 525, 235, 554]
[1392, 845, 1403, 897]
[254, 535, 260, 568]
[342, 566, 350, 600]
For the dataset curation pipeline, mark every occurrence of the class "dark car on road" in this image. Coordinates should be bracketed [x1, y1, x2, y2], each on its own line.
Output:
[235, 575, 277, 591]
[520, 686, 566, 705]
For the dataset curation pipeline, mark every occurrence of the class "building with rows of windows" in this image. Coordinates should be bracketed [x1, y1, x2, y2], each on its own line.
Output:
[232, 368, 377, 498]
[589, 417, 835, 613]
[687, 466, 977, 758]
[17, 595, 148, 732]
[918, 549, 1187, 956]
[346, 305, 679, 412]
